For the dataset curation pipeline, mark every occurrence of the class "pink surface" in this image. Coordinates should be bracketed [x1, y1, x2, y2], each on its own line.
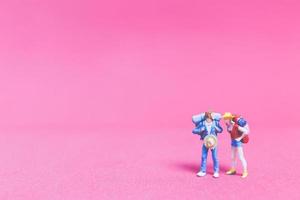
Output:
[0, 0, 300, 199]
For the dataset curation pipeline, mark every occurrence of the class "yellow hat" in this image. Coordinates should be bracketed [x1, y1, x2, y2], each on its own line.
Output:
[222, 112, 234, 120]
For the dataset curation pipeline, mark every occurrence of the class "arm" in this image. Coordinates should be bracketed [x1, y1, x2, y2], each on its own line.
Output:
[238, 124, 249, 134]
[214, 121, 223, 133]
[235, 124, 250, 141]
[225, 121, 233, 132]
[192, 122, 206, 134]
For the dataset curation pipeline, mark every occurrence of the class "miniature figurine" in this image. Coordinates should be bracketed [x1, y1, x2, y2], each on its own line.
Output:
[192, 112, 223, 178]
[223, 112, 249, 178]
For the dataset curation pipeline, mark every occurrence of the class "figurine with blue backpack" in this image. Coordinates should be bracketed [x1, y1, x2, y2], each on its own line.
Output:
[192, 111, 223, 178]
[223, 112, 249, 178]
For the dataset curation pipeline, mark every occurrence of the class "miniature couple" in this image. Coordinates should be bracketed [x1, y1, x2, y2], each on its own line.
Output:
[192, 111, 249, 178]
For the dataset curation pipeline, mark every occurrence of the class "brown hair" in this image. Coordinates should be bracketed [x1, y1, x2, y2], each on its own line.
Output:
[204, 112, 213, 120]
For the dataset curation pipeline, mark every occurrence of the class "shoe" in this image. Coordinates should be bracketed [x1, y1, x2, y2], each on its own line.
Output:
[226, 168, 236, 175]
[197, 171, 206, 177]
[213, 172, 219, 178]
[242, 170, 248, 178]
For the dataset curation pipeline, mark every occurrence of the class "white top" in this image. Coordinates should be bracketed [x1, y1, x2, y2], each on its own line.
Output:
[204, 121, 213, 134]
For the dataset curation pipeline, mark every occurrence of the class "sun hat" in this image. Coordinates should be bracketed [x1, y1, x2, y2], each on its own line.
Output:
[204, 135, 218, 149]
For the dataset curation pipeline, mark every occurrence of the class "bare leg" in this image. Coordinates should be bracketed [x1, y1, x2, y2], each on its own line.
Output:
[231, 146, 237, 169]
[237, 147, 247, 171]
[226, 146, 237, 175]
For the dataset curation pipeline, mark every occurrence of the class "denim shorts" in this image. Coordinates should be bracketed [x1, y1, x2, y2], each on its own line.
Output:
[231, 139, 243, 147]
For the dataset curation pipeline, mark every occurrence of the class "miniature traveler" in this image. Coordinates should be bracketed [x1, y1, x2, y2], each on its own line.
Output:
[223, 112, 249, 178]
[192, 112, 223, 178]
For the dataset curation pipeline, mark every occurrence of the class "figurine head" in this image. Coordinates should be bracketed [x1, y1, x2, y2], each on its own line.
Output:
[204, 112, 213, 123]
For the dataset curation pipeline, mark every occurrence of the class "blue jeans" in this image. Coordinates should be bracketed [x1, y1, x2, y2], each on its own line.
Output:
[200, 144, 219, 173]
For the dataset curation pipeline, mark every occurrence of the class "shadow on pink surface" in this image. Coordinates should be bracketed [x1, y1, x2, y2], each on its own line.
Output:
[168, 160, 230, 175]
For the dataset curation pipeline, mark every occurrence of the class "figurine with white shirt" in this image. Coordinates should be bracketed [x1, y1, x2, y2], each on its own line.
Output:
[223, 112, 249, 178]
[192, 111, 223, 178]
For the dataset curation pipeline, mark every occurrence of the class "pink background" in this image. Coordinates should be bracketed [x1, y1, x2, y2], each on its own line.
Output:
[0, 0, 300, 199]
